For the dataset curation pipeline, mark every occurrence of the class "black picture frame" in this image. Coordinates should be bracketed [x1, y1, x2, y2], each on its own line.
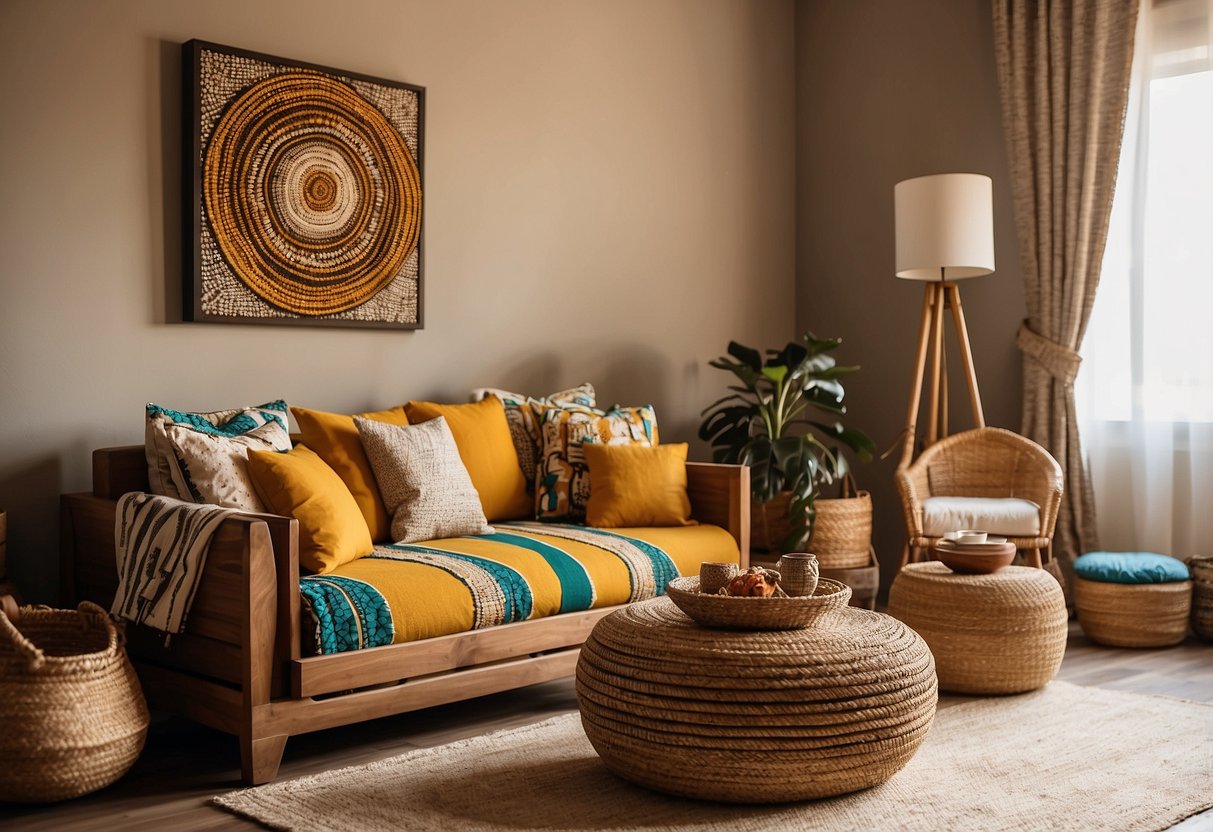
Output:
[182, 39, 425, 329]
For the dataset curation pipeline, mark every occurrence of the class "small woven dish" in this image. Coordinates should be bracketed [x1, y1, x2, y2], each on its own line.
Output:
[665, 576, 851, 630]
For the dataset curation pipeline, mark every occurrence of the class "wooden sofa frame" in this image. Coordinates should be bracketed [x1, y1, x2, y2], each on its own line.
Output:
[60, 445, 750, 784]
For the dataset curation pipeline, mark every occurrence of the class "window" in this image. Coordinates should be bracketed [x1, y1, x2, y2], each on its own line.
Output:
[1078, 0, 1213, 554]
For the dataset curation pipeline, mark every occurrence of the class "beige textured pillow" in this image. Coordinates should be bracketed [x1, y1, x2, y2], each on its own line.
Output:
[355, 415, 494, 544]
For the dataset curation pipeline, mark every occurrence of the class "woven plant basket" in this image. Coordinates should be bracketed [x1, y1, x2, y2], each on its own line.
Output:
[576, 596, 937, 803]
[887, 563, 1067, 694]
[0, 510, 18, 600]
[0, 596, 149, 802]
[809, 476, 872, 569]
[750, 477, 872, 566]
[1189, 556, 1213, 642]
[1074, 577, 1192, 648]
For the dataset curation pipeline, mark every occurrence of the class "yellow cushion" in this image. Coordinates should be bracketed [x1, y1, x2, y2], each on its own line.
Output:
[535, 405, 658, 522]
[405, 398, 531, 522]
[584, 442, 693, 527]
[291, 405, 409, 542]
[248, 445, 374, 574]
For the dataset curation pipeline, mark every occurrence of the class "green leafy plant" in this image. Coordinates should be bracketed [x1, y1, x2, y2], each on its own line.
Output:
[699, 332, 875, 551]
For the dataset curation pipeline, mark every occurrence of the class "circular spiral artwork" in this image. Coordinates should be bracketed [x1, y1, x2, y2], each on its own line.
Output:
[203, 70, 422, 316]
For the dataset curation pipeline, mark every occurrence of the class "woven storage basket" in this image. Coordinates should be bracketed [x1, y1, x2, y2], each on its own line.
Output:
[887, 563, 1067, 694]
[750, 478, 872, 567]
[751, 491, 794, 554]
[820, 546, 879, 610]
[808, 476, 872, 568]
[1189, 556, 1213, 642]
[1074, 577, 1192, 648]
[576, 596, 937, 803]
[0, 596, 149, 802]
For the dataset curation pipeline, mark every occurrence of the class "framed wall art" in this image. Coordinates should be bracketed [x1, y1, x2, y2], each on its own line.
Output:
[182, 40, 424, 329]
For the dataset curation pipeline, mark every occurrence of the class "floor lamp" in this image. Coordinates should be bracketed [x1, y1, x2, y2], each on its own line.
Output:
[894, 173, 995, 466]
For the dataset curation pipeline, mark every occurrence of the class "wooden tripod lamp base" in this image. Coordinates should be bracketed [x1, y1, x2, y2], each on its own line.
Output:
[901, 281, 985, 464]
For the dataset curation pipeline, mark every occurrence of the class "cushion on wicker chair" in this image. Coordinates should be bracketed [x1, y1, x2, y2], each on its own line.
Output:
[1074, 552, 1191, 584]
[922, 496, 1041, 537]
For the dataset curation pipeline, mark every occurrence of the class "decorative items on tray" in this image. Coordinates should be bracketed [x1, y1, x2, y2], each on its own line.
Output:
[935, 529, 1017, 574]
[666, 555, 849, 630]
[700, 555, 819, 598]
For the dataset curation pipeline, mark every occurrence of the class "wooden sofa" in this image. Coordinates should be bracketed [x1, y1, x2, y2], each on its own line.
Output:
[60, 445, 750, 784]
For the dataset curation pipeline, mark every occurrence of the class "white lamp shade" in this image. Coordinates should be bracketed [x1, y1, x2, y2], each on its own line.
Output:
[894, 173, 995, 281]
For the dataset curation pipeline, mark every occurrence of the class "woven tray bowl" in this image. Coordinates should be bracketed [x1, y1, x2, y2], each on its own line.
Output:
[935, 541, 1017, 574]
[666, 576, 851, 630]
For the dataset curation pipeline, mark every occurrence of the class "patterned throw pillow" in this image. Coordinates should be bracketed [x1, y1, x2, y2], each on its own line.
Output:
[535, 405, 658, 522]
[470, 383, 596, 487]
[145, 400, 291, 511]
[355, 415, 494, 544]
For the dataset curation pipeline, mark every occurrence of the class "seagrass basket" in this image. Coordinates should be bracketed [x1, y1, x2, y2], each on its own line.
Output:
[1074, 578, 1192, 648]
[751, 477, 871, 567]
[0, 595, 149, 802]
[1189, 556, 1213, 642]
[887, 563, 1067, 694]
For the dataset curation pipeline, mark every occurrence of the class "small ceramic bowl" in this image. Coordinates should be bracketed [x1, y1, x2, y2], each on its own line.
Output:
[949, 529, 988, 545]
[936, 542, 1017, 574]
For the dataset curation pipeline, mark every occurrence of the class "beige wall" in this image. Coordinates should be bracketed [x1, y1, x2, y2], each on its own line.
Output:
[0, 0, 796, 602]
[795, 0, 1026, 595]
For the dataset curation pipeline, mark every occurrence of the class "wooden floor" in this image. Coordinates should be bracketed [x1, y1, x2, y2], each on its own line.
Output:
[3, 622, 1211, 831]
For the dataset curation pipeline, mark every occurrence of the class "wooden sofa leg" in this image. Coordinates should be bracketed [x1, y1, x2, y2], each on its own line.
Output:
[241, 733, 288, 784]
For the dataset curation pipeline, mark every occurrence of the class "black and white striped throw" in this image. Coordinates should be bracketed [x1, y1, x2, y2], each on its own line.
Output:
[112, 492, 236, 635]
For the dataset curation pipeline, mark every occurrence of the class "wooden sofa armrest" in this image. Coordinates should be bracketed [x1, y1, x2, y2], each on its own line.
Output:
[686, 462, 750, 568]
[64, 443, 302, 704]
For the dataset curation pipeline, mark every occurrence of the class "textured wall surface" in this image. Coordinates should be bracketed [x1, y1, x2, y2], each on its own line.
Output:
[795, 0, 1025, 596]
[0, 0, 796, 601]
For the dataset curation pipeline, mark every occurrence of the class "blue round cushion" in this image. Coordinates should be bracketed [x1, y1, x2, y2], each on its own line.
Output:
[1074, 552, 1191, 584]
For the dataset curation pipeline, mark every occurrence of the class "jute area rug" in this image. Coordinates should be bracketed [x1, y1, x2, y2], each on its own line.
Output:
[215, 681, 1212, 832]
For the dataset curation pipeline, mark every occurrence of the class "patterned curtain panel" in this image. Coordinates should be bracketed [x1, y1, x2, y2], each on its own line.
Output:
[991, 0, 1139, 576]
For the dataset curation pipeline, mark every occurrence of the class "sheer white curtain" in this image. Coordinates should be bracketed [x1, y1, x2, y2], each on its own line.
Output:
[1079, 0, 1213, 556]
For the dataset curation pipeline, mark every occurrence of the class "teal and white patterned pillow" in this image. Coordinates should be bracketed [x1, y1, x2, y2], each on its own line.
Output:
[145, 400, 291, 511]
[470, 383, 596, 487]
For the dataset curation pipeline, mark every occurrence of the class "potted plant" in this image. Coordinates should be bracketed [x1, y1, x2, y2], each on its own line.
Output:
[699, 332, 875, 553]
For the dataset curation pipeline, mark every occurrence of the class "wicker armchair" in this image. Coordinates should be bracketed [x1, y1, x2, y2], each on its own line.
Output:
[895, 427, 1063, 568]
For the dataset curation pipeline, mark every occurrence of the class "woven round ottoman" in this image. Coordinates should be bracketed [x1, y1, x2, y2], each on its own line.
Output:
[575, 595, 937, 803]
[1074, 552, 1192, 647]
[887, 562, 1067, 694]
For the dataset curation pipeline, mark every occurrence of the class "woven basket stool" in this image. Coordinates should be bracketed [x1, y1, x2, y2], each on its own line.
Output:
[1073, 552, 1192, 648]
[886, 563, 1067, 695]
[0, 596, 149, 802]
[576, 595, 937, 803]
[1190, 556, 1213, 642]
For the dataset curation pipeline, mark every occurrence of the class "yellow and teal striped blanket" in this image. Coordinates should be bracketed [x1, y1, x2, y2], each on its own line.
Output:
[300, 521, 740, 654]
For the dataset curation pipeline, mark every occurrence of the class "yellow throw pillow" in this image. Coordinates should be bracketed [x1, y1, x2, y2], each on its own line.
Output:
[536, 405, 658, 522]
[291, 405, 409, 542]
[583, 442, 694, 528]
[405, 398, 531, 521]
[247, 445, 374, 574]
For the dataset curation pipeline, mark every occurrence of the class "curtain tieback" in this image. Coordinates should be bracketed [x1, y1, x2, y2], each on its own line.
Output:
[1016, 321, 1082, 385]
